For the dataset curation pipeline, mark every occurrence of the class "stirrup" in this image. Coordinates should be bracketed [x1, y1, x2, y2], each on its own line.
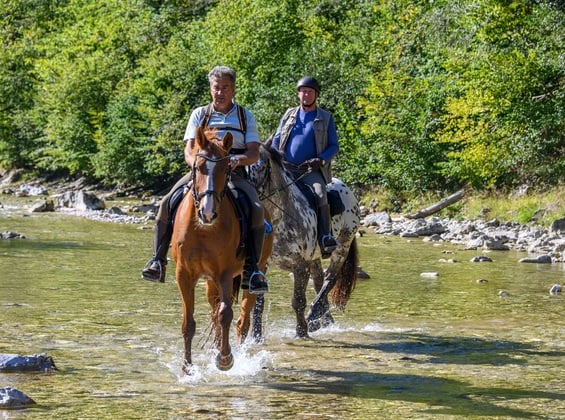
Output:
[141, 258, 166, 283]
[248, 270, 269, 295]
[321, 234, 339, 252]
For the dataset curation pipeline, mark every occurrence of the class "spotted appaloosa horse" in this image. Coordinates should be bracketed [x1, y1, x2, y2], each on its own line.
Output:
[247, 140, 360, 339]
[171, 127, 272, 373]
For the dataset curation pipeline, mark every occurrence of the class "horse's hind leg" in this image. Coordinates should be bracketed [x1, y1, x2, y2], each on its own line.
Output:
[236, 290, 257, 344]
[252, 294, 265, 343]
[308, 260, 333, 332]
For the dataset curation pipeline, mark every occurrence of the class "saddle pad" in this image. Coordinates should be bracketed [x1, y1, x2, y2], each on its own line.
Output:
[327, 189, 345, 216]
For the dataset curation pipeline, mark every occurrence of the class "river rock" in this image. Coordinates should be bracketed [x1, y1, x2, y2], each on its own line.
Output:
[17, 183, 48, 196]
[0, 353, 57, 372]
[1, 231, 25, 239]
[420, 272, 439, 277]
[362, 211, 391, 226]
[470, 256, 493, 262]
[550, 217, 565, 234]
[55, 190, 105, 211]
[362, 212, 565, 263]
[549, 284, 562, 295]
[31, 199, 55, 212]
[518, 254, 552, 263]
[0, 387, 36, 409]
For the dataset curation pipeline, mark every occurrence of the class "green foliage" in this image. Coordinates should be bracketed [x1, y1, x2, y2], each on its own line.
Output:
[0, 0, 563, 194]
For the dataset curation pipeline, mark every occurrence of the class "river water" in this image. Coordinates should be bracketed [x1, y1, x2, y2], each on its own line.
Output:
[1, 202, 563, 419]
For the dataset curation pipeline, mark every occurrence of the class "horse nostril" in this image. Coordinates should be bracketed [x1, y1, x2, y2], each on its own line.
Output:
[198, 208, 217, 224]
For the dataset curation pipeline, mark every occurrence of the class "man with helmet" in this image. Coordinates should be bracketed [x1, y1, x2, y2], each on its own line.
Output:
[271, 76, 339, 257]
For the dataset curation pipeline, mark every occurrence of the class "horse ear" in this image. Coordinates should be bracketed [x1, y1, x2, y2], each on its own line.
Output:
[222, 132, 233, 151]
[195, 126, 206, 148]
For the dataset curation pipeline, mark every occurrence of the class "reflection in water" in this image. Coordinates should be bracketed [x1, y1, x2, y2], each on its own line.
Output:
[0, 210, 563, 418]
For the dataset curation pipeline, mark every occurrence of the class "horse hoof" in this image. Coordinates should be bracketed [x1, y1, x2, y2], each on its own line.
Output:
[216, 353, 234, 371]
[182, 363, 195, 376]
[308, 320, 321, 333]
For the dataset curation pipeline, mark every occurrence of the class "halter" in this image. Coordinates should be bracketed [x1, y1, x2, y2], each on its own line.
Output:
[254, 155, 310, 225]
[190, 152, 232, 208]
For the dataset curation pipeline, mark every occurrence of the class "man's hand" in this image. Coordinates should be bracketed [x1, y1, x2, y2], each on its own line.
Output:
[230, 156, 240, 170]
[304, 158, 322, 172]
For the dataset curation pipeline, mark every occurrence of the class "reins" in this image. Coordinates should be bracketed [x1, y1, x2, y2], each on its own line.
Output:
[257, 157, 311, 223]
[259, 159, 309, 201]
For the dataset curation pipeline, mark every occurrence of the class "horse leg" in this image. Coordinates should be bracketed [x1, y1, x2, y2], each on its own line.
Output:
[236, 290, 257, 344]
[215, 270, 234, 371]
[308, 259, 334, 332]
[252, 294, 265, 343]
[307, 264, 338, 333]
[292, 264, 310, 338]
[177, 275, 197, 375]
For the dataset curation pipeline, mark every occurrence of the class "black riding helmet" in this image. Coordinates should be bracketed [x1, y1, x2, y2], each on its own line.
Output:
[296, 76, 320, 94]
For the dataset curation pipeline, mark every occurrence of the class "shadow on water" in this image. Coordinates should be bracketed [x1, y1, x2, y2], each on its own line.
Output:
[270, 332, 565, 418]
[266, 366, 562, 418]
[331, 332, 565, 365]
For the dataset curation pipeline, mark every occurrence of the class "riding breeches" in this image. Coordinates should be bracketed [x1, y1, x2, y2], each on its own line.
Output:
[230, 174, 264, 230]
[155, 172, 192, 226]
[298, 170, 328, 208]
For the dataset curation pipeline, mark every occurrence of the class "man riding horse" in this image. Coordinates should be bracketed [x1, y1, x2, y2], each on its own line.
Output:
[271, 76, 339, 258]
[141, 66, 269, 294]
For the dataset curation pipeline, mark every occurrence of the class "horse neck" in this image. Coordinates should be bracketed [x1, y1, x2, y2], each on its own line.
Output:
[263, 163, 306, 222]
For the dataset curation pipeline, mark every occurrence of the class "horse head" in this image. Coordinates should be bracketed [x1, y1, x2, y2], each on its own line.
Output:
[190, 127, 233, 224]
[249, 139, 286, 198]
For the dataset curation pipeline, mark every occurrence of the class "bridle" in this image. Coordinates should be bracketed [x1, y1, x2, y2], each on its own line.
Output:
[254, 153, 310, 223]
[190, 152, 232, 208]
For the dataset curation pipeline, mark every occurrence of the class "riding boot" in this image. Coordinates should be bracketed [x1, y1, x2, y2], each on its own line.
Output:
[141, 218, 172, 283]
[241, 226, 269, 294]
[318, 204, 338, 259]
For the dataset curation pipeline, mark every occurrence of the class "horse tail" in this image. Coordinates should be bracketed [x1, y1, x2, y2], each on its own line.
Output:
[330, 237, 359, 310]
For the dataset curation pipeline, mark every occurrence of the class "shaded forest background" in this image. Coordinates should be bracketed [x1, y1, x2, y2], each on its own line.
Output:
[1, 0, 564, 197]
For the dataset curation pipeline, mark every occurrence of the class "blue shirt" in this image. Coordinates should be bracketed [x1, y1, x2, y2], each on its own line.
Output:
[284, 109, 317, 165]
[272, 108, 339, 165]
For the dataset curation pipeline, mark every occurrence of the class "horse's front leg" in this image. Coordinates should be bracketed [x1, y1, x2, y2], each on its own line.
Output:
[177, 275, 197, 375]
[292, 265, 310, 338]
[215, 270, 234, 371]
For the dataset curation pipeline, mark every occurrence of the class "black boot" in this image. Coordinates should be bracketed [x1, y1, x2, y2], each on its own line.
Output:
[241, 226, 269, 294]
[141, 218, 172, 283]
[318, 204, 338, 258]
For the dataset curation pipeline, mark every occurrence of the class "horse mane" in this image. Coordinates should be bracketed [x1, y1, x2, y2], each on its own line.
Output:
[262, 137, 284, 169]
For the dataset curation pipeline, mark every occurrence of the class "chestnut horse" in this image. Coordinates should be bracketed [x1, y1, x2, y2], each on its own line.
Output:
[171, 127, 272, 374]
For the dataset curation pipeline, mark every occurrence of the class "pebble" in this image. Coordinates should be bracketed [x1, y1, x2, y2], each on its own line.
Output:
[420, 272, 439, 278]
[549, 284, 562, 295]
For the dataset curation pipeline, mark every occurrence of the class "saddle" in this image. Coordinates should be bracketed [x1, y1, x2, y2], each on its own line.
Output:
[295, 181, 346, 217]
[169, 182, 269, 260]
